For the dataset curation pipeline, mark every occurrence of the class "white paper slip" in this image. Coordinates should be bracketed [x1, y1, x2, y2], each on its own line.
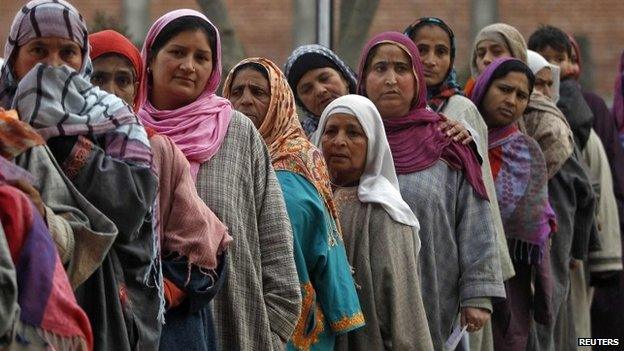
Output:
[444, 324, 468, 350]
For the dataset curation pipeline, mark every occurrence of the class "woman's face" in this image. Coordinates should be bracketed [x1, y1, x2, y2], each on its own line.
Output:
[149, 29, 213, 110]
[412, 25, 452, 86]
[481, 71, 530, 128]
[91, 54, 138, 107]
[363, 44, 416, 119]
[228, 68, 271, 128]
[296, 67, 349, 117]
[321, 113, 368, 187]
[13, 37, 82, 79]
[533, 67, 554, 100]
[475, 40, 511, 74]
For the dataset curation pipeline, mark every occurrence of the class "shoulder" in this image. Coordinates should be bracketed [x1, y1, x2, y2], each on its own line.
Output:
[276, 171, 324, 207]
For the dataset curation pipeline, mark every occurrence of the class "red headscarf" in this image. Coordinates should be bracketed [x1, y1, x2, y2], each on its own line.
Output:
[357, 31, 488, 199]
[89, 30, 143, 111]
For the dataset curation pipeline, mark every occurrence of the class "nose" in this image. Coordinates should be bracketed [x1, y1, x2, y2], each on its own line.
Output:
[313, 82, 328, 98]
[332, 130, 348, 147]
[179, 56, 195, 72]
[482, 52, 494, 67]
[385, 70, 397, 85]
[422, 52, 436, 67]
[239, 88, 254, 106]
[44, 51, 64, 68]
[504, 92, 518, 107]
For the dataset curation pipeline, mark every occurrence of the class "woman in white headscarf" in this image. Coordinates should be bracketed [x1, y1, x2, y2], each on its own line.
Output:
[313, 94, 433, 350]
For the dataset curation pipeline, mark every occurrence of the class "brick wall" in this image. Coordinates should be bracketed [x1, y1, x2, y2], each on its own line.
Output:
[1, 0, 621, 100]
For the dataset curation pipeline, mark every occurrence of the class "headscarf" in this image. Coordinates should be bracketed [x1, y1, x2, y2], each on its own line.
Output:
[312, 94, 419, 228]
[89, 29, 144, 111]
[1, 0, 152, 165]
[137, 9, 232, 181]
[614, 50, 624, 133]
[223, 57, 341, 233]
[357, 31, 488, 199]
[527, 50, 560, 104]
[0, 0, 90, 108]
[470, 23, 528, 77]
[567, 33, 582, 80]
[284, 44, 357, 134]
[404, 17, 463, 112]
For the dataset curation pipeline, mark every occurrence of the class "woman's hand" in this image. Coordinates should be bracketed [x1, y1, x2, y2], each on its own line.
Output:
[11, 179, 46, 218]
[460, 307, 491, 333]
[438, 114, 473, 145]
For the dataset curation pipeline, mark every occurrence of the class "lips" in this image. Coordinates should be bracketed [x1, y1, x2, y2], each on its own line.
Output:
[498, 107, 514, 118]
[174, 76, 195, 84]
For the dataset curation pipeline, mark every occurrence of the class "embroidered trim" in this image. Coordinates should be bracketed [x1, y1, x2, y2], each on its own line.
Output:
[330, 311, 365, 333]
[290, 282, 325, 351]
[62, 137, 93, 180]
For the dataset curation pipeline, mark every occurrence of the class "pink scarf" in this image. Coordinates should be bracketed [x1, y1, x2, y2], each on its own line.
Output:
[357, 32, 488, 199]
[137, 9, 232, 180]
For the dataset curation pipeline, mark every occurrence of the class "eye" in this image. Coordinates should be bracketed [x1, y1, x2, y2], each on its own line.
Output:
[230, 87, 243, 98]
[477, 49, 486, 58]
[61, 48, 79, 58]
[115, 75, 132, 87]
[169, 49, 184, 57]
[196, 54, 210, 63]
[323, 126, 338, 137]
[252, 87, 267, 97]
[91, 75, 104, 85]
[436, 47, 449, 57]
[417, 45, 428, 55]
[318, 73, 330, 82]
[396, 64, 411, 73]
[29, 46, 46, 57]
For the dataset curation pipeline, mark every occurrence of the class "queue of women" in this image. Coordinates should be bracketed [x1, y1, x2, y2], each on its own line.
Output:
[1, 1, 623, 350]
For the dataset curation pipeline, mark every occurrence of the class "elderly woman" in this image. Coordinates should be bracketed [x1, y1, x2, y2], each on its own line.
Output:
[137, 10, 300, 350]
[284, 45, 357, 136]
[311, 94, 433, 350]
[89, 29, 232, 351]
[0, 1, 160, 350]
[356, 31, 505, 349]
[223, 57, 364, 351]
[471, 57, 556, 350]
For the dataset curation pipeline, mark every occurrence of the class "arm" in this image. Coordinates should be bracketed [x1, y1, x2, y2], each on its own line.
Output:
[370, 215, 433, 350]
[569, 148, 598, 261]
[455, 174, 506, 311]
[251, 134, 301, 344]
[49, 135, 157, 242]
[277, 172, 363, 336]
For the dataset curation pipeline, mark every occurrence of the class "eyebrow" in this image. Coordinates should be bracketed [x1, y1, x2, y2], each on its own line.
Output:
[168, 44, 211, 55]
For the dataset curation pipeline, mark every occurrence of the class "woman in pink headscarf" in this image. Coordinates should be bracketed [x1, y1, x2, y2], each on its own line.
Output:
[137, 10, 301, 351]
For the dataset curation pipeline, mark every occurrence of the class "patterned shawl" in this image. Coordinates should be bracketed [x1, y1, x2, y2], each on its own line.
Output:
[137, 9, 232, 181]
[284, 44, 357, 134]
[356, 31, 488, 200]
[89, 30, 144, 111]
[0, 180, 92, 350]
[1, 0, 152, 165]
[404, 17, 464, 112]
[223, 57, 341, 232]
[488, 124, 556, 264]
[470, 23, 528, 77]
[0, 110, 45, 160]
[613, 50, 624, 134]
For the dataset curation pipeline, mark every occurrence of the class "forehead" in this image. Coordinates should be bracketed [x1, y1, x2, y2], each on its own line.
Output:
[535, 66, 552, 79]
[232, 67, 269, 86]
[477, 39, 506, 50]
[92, 54, 134, 72]
[23, 36, 80, 47]
[539, 45, 567, 58]
[166, 29, 212, 50]
[370, 43, 411, 62]
[413, 25, 451, 46]
[299, 67, 341, 83]
[493, 71, 530, 92]
[326, 112, 361, 127]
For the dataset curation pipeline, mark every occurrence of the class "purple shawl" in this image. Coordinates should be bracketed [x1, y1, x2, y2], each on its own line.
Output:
[614, 50, 624, 134]
[356, 31, 488, 200]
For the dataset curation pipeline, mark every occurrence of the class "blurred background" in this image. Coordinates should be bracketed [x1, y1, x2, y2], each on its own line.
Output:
[1, 0, 621, 102]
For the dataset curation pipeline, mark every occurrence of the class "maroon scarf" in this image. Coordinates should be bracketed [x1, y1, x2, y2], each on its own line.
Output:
[357, 31, 488, 199]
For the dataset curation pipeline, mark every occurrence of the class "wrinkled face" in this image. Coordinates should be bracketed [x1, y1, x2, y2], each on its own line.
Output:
[412, 25, 452, 86]
[296, 67, 349, 117]
[320, 113, 368, 186]
[475, 40, 511, 74]
[481, 71, 530, 128]
[91, 54, 138, 107]
[228, 68, 271, 128]
[363, 44, 416, 119]
[13, 37, 82, 79]
[537, 45, 573, 79]
[534, 67, 554, 100]
[149, 29, 213, 110]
